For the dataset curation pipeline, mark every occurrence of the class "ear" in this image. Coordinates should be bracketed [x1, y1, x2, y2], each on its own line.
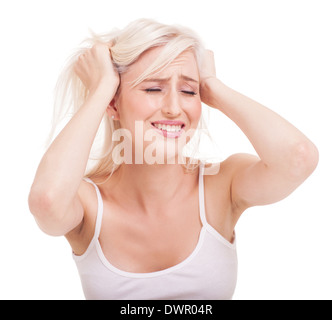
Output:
[106, 98, 120, 120]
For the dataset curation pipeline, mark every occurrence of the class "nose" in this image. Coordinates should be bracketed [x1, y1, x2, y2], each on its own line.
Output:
[161, 89, 181, 117]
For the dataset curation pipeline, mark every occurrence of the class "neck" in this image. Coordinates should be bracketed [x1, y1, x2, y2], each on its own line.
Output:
[109, 163, 198, 214]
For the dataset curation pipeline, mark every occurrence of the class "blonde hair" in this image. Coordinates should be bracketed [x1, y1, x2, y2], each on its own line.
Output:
[48, 18, 210, 182]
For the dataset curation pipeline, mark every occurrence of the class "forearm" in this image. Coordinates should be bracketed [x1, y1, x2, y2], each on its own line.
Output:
[30, 84, 113, 210]
[202, 78, 318, 173]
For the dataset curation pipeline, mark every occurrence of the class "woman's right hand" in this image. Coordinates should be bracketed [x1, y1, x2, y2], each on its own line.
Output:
[74, 43, 120, 101]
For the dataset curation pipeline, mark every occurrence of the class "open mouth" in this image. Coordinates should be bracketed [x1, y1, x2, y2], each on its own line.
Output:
[151, 123, 185, 133]
[150, 121, 186, 138]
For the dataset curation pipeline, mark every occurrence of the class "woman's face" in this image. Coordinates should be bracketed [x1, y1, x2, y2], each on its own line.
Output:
[109, 46, 202, 164]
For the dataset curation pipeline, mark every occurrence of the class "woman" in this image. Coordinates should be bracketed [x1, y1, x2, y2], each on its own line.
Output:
[28, 19, 318, 300]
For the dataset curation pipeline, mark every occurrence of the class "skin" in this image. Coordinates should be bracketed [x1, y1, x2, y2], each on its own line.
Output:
[109, 47, 202, 164]
[29, 42, 319, 273]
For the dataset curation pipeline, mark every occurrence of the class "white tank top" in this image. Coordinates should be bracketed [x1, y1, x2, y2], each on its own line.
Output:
[73, 164, 237, 300]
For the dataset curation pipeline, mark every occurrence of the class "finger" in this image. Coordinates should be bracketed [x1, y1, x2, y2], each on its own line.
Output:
[108, 41, 115, 58]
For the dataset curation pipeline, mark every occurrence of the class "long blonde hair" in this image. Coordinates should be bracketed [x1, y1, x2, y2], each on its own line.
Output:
[48, 19, 210, 182]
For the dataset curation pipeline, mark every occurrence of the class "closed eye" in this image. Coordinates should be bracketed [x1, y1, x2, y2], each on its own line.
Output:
[144, 89, 197, 96]
[145, 88, 162, 93]
[182, 90, 197, 96]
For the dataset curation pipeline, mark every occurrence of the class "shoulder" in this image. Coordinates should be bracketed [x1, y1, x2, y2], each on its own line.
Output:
[204, 153, 258, 190]
[203, 154, 259, 223]
[65, 178, 101, 254]
[76, 178, 101, 217]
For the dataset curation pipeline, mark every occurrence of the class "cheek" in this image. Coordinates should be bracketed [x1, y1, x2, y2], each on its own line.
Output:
[186, 100, 202, 126]
[119, 92, 157, 120]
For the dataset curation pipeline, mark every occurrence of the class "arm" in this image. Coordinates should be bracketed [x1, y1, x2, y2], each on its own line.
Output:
[28, 44, 119, 236]
[200, 51, 319, 210]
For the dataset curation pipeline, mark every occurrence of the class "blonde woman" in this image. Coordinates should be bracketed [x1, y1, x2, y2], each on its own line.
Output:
[28, 19, 318, 300]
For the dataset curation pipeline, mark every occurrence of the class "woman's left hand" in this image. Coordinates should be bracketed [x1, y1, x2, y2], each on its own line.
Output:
[199, 50, 219, 107]
[198, 49, 319, 213]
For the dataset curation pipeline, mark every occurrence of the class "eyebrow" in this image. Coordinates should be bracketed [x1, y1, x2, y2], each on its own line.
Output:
[143, 75, 199, 83]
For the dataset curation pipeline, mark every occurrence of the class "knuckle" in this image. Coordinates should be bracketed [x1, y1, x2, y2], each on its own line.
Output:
[77, 51, 87, 62]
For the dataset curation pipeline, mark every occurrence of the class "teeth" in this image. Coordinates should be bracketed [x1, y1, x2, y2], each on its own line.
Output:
[153, 123, 182, 132]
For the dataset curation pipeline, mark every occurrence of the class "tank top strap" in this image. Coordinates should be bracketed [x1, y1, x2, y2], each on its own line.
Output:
[199, 163, 208, 226]
[84, 177, 104, 239]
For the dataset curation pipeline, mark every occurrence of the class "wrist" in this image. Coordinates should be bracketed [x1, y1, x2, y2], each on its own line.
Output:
[89, 77, 119, 102]
[200, 77, 227, 108]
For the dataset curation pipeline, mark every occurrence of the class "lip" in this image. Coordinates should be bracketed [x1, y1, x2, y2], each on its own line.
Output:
[150, 120, 186, 139]
[152, 120, 185, 126]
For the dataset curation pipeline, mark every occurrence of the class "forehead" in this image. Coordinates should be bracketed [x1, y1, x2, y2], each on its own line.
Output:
[122, 46, 199, 84]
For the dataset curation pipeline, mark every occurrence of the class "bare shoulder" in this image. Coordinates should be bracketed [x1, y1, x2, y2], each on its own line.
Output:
[202, 154, 259, 235]
[204, 153, 258, 193]
[204, 153, 259, 206]
[65, 178, 100, 255]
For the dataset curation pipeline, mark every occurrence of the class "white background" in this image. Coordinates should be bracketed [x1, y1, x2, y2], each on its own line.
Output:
[0, 0, 331, 300]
